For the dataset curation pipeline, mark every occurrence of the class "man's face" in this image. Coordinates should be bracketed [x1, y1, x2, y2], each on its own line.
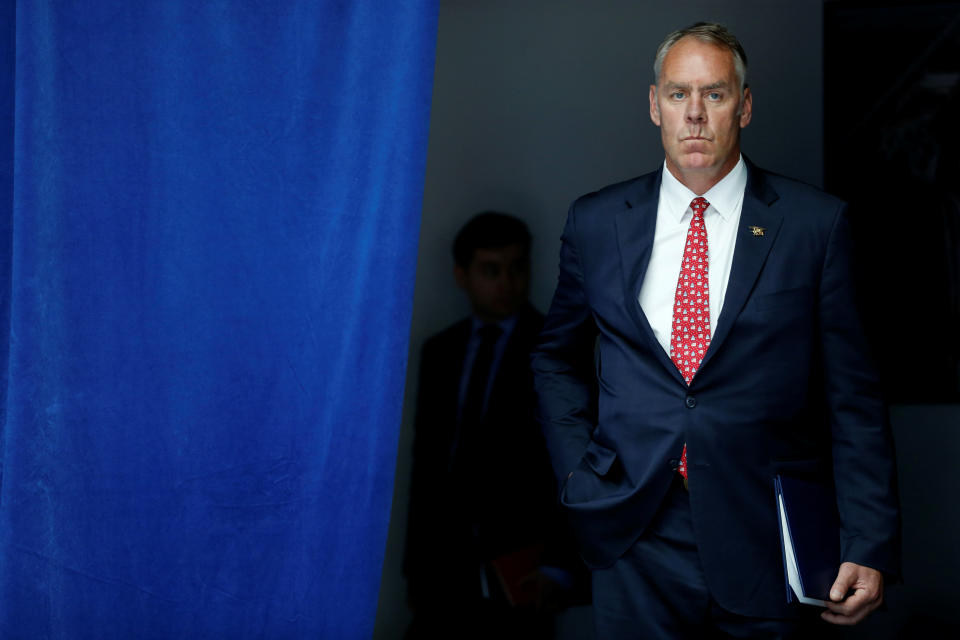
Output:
[455, 244, 530, 322]
[649, 36, 752, 191]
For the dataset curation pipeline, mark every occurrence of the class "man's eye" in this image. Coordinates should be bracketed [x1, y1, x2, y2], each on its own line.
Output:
[707, 92, 721, 100]
[671, 91, 685, 100]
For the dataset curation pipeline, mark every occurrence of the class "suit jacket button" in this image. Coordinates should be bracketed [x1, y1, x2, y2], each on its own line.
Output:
[685, 396, 697, 408]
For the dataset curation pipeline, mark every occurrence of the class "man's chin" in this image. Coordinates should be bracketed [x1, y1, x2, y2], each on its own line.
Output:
[677, 154, 716, 170]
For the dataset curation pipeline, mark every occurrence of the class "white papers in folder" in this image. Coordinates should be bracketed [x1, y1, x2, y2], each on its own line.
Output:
[777, 492, 829, 607]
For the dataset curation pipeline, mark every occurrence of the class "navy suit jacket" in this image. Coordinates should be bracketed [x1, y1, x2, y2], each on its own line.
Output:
[531, 160, 900, 618]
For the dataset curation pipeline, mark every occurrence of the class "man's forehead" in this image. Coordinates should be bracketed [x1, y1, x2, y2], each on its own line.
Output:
[659, 38, 737, 82]
[473, 245, 527, 261]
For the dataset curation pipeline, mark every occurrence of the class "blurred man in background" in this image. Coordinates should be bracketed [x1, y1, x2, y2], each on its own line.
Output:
[405, 212, 586, 639]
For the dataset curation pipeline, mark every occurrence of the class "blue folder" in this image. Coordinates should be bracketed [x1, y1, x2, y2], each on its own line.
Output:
[774, 474, 841, 606]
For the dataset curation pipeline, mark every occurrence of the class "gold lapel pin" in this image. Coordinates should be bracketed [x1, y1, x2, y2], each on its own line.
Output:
[748, 225, 765, 237]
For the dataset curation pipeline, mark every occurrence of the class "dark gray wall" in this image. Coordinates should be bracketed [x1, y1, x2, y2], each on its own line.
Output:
[376, 2, 825, 637]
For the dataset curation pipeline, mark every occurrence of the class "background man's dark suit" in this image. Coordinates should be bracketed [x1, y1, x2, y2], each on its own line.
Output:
[531, 158, 901, 620]
[407, 302, 549, 586]
[405, 301, 582, 637]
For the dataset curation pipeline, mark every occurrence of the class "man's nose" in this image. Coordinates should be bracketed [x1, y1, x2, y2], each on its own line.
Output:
[685, 96, 705, 123]
[499, 269, 522, 292]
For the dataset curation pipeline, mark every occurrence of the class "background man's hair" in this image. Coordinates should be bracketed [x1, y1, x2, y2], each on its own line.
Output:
[453, 211, 531, 269]
[653, 22, 748, 93]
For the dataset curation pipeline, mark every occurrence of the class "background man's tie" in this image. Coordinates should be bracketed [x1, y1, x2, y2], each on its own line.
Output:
[669, 197, 711, 481]
[452, 324, 503, 471]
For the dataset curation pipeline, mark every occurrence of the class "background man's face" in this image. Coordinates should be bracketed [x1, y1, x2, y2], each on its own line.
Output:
[649, 37, 752, 187]
[455, 244, 530, 322]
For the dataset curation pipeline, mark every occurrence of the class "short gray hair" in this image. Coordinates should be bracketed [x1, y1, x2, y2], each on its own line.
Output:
[653, 22, 748, 94]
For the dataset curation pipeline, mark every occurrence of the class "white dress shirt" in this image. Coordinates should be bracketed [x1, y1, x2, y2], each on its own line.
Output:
[638, 155, 748, 355]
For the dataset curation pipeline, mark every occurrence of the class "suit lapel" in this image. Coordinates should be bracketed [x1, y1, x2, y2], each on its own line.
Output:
[616, 169, 686, 383]
[698, 161, 781, 373]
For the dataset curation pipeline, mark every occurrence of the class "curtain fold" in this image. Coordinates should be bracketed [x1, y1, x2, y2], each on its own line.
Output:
[0, 2, 437, 638]
[1, 0, 14, 488]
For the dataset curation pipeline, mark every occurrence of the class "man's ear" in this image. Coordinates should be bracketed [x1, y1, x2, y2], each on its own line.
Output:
[454, 264, 467, 290]
[649, 85, 661, 126]
[739, 87, 753, 128]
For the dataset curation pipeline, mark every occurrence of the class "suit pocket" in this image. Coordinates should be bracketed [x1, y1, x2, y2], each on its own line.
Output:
[751, 286, 812, 312]
[583, 439, 617, 476]
[770, 456, 827, 480]
[561, 440, 623, 507]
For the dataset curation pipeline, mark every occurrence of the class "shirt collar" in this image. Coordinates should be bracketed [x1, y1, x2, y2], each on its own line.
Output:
[659, 154, 747, 222]
[471, 313, 517, 337]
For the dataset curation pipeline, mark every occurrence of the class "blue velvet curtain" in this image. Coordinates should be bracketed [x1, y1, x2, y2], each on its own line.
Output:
[0, 2, 437, 638]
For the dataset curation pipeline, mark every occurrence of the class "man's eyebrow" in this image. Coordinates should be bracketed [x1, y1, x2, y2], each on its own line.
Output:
[700, 81, 731, 91]
[662, 81, 731, 92]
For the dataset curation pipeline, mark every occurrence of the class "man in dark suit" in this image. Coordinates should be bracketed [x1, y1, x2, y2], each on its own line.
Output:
[531, 23, 900, 638]
[405, 212, 584, 639]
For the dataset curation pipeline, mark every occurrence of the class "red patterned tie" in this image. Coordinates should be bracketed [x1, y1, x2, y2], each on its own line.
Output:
[670, 197, 710, 480]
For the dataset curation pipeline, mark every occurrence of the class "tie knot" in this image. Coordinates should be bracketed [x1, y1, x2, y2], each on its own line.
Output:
[477, 324, 502, 342]
[690, 197, 709, 218]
